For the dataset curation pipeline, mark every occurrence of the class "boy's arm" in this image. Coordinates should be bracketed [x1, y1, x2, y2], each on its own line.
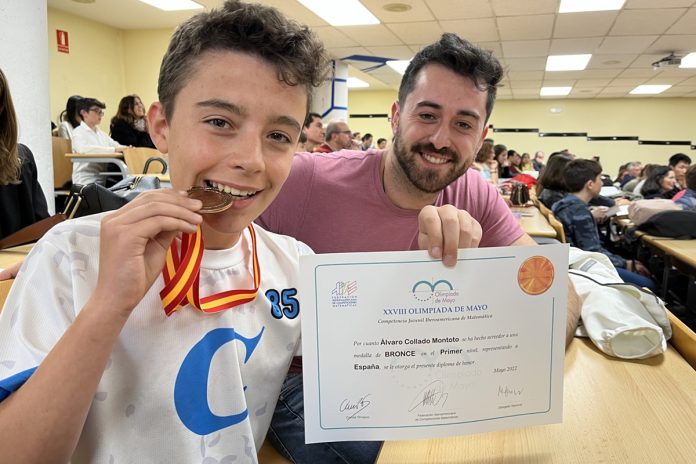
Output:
[0, 190, 202, 462]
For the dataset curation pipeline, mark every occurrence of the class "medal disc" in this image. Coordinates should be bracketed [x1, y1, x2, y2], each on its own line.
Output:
[187, 187, 234, 213]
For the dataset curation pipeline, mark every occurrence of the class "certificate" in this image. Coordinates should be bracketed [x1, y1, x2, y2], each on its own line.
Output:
[300, 244, 568, 443]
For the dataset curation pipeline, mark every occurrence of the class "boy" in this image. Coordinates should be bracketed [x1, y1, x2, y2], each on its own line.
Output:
[552, 159, 655, 290]
[0, 1, 329, 462]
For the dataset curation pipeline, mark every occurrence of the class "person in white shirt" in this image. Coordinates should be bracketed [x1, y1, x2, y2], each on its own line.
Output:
[71, 97, 128, 185]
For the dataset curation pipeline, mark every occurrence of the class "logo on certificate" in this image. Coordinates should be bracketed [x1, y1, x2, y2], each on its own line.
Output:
[331, 281, 358, 308]
[517, 256, 555, 295]
[411, 279, 459, 303]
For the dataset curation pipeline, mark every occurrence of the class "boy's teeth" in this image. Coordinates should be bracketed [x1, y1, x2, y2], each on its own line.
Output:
[209, 181, 255, 196]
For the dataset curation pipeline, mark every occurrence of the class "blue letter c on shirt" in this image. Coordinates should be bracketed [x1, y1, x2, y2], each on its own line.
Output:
[174, 327, 264, 435]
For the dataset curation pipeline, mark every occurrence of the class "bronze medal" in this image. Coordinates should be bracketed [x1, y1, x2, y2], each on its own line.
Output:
[187, 186, 234, 213]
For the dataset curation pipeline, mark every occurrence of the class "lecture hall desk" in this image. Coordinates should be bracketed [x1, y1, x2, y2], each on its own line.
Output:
[377, 338, 696, 463]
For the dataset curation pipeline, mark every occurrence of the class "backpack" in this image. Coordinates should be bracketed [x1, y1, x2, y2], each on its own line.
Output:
[637, 210, 696, 239]
[628, 199, 681, 226]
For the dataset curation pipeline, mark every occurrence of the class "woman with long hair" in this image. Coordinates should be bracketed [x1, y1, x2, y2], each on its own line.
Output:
[57, 95, 82, 140]
[109, 94, 155, 148]
[0, 67, 49, 239]
[535, 152, 574, 209]
[472, 140, 498, 183]
[641, 165, 678, 199]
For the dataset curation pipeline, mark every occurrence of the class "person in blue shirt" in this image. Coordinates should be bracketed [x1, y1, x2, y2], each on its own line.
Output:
[675, 165, 696, 210]
[553, 159, 656, 291]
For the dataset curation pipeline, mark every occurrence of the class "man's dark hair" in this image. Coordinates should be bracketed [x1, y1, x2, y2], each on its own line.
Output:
[685, 164, 696, 190]
[303, 112, 321, 129]
[361, 133, 372, 142]
[158, 0, 329, 120]
[494, 144, 507, 156]
[398, 33, 503, 122]
[79, 98, 105, 115]
[563, 159, 603, 193]
[377, 137, 387, 145]
[669, 153, 692, 167]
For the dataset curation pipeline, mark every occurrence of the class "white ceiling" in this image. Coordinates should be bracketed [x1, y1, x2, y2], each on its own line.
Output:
[47, 0, 696, 99]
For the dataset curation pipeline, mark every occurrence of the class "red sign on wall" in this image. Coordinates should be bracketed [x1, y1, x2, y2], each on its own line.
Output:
[56, 29, 69, 54]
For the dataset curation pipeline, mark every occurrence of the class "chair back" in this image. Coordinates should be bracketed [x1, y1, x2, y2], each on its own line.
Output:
[123, 147, 167, 175]
[51, 136, 73, 188]
[547, 212, 567, 243]
[537, 201, 552, 219]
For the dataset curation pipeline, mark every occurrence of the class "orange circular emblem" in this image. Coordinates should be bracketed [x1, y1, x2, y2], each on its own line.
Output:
[517, 256, 555, 295]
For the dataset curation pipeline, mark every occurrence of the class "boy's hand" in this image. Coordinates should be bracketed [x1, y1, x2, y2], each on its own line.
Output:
[92, 190, 202, 316]
[418, 204, 482, 267]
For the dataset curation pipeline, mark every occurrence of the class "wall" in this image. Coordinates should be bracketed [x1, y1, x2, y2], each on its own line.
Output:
[48, 7, 125, 125]
[121, 28, 173, 109]
[347, 90, 395, 148]
[349, 88, 696, 177]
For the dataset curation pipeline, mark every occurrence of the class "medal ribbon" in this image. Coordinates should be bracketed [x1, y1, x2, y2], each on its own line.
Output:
[160, 224, 261, 316]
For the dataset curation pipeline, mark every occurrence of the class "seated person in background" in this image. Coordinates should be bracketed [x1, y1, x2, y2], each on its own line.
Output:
[301, 112, 324, 152]
[376, 137, 387, 149]
[109, 95, 156, 148]
[494, 144, 510, 177]
[640, 165, 678, 199]
[675, 164, 696, 210]
[360, 133, 373, 151]
[0, 67, 49, 240]
[520, 152, 533, 171]
[535, 152, 574, 209]
[71, 97, 128, 185]
[471, 140, 497, 183]
[619, 161, 641, 187]
[669, 152, 691, 190]
[0, 1, 329, 462]
[314, 120, 353, 153]
[507, 149, 522, 175]
[553, 159, 656, 291]
[57, 95, 82, 140]
[533, 150, 545, 171]
[623, 163, 655, 194]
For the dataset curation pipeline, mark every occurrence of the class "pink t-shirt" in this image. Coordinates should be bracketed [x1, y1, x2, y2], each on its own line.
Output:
[257, 149, 524, 253]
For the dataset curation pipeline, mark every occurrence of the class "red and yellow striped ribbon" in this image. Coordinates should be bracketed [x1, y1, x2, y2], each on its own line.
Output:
[160, 224, 260, 316]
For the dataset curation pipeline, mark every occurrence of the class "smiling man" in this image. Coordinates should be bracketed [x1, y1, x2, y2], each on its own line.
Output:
[259, 33, 581, 464]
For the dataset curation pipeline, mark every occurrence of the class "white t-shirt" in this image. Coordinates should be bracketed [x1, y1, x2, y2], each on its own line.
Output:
[0, 214, 308, 463]
[71, 121, 122, 185]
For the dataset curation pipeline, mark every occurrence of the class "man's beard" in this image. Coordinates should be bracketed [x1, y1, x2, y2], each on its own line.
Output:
[392, 126, 469, 193]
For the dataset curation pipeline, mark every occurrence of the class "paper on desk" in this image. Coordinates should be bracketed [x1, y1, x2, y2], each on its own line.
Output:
[301, 245, 568, 443]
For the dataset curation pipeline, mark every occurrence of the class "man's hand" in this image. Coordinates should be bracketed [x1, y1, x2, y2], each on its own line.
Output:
[418, 204, 482, 267]
[0, 262, 21, 281]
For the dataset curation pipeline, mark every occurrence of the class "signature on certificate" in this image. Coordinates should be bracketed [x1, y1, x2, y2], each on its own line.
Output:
[408, 380, 449, 412]
[339, 395, 372, 420]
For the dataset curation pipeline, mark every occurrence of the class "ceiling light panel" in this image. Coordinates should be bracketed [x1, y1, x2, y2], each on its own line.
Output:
[629, 84, 671, 94]
[347, 77, 370, 88]
[546, 54, 592, 71]
[137, 0, 203, 11]
[540, 86, 572, 96]
[298, 0, 380, 26]
[386, 60, 411, 75]
[559, 0, 625, 13]
[680, 52, 696, 68]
